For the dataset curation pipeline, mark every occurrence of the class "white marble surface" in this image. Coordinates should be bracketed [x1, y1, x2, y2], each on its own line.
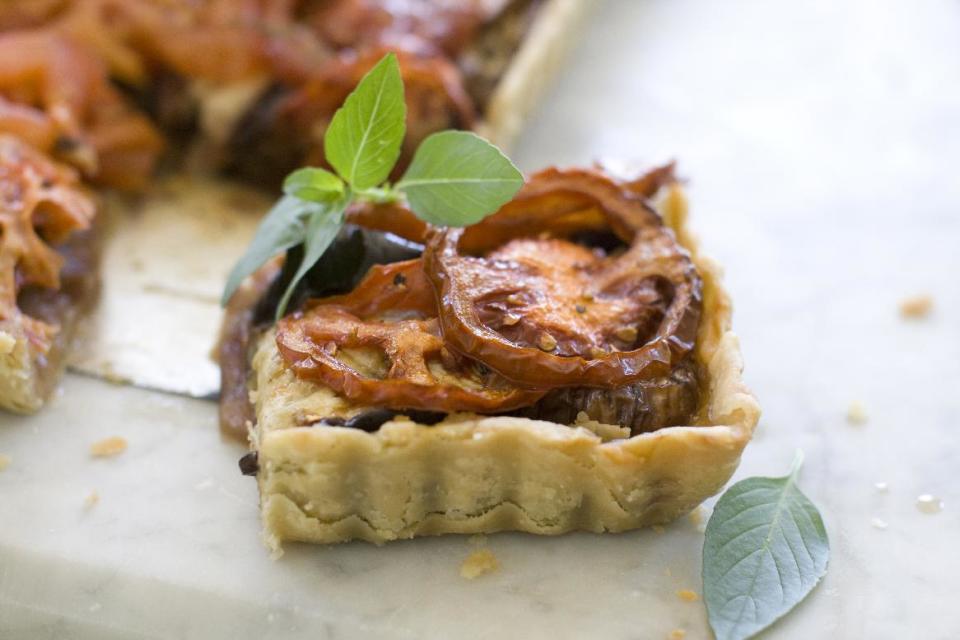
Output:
[2, 0, 959, 638]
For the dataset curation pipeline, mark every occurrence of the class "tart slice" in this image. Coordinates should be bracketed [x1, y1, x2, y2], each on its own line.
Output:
[221, 166, 759, 549]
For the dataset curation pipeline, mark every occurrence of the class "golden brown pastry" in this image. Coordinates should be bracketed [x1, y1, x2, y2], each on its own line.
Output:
[222, 166, 759, 549]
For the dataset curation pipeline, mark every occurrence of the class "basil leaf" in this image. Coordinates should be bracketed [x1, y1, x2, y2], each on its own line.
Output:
[703, 452, 829, 640]
[324, 53, 406, 190]
[221, 195, 316, 306]
[396, 131, 523, 226]
[274, 199, 347, 320]
[283, 167, 344, 202]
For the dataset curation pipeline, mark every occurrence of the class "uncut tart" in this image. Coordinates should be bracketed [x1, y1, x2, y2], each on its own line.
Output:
[220, 166, 759, 549]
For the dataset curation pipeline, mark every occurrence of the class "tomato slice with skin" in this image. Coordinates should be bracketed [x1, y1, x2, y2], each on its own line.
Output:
[276, 259, 545, 413]
[423, 167, 702, 389]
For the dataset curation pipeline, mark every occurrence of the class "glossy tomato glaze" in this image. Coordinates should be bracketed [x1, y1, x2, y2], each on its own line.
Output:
[425, 168, 702, 389]
[276, 259, 545, 413]
[273, 167, 704, 433]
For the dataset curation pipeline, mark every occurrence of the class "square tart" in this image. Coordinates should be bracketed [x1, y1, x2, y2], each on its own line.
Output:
[247, 184, 760, 550]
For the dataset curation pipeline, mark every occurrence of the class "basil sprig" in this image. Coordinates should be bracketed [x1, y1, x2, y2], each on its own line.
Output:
[703, 452, 830, 640]
[221, 53, 524, 318]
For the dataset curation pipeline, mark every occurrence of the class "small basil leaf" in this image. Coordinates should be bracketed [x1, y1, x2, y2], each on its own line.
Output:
[283, 167, 344, 202]
[703, 452, 829, 640]
[396, 130, 523, 226]
[221, 195, 315, 306]
[274, 199, 348, 320]
[324, 53, 406, 190]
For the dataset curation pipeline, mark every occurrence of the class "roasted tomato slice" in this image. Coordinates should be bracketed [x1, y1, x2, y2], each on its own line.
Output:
[423, 167, 702, 388]
[276, 259, 543, 413]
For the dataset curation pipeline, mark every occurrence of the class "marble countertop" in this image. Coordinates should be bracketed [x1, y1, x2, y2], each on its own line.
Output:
[1, 0, 958, 638]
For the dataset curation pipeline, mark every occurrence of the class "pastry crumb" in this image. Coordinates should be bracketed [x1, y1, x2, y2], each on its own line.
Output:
[663, 567, 673, 577]
[899, 294, 933, 319]
[90, 436, 128, 458]
[0, 454, 10, 471]
[916, 494, 943, 514]
[669, 630, 687, 640]
[84, 491, 100, 509]
[652, 525, 666, 535]
[676, 589, 699, 602]
[99, 362, 130, 385]
[460, 549, 499, 579]
[573, 411, 630, 441]
[846, 401, 868, 425]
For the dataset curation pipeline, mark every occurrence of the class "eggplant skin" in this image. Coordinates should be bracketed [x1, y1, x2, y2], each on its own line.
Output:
[253, 224, 423, 325]
[224, 83, 309, 189]
[521, 357, 700, 435]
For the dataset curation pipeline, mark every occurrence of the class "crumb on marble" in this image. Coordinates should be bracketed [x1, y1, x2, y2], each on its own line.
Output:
[84, 491, 100, 509]
[0, 453, 10, 471]
[663, 567, 673, 577]
[652, 525, 666, 535]
[90, 436, 128, 458]
[460, 549, 499, 579]
[98, 362, 130, 385]
[669, 629, 687, 640]
[916, 494, 943, 514]
[846, 401, 868, 425]
[676, 589, 699, 602]
[899, 294, 933, 319]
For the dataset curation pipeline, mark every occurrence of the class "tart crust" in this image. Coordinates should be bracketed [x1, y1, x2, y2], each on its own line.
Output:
[0, 225, 101, 413]
[249, 184, 760, 549]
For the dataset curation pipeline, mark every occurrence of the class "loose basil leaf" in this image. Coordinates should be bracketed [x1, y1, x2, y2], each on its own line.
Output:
[274, 199, 348, 320]
[703, 452, 829, 640]
[221, 195, 316, 306]
[283, 167, 344, 202]
[324, 53, 406, 190]
[396, 130, 523, 226]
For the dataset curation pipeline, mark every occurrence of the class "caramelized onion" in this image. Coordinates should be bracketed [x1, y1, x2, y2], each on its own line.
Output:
[276, 260, 543, 413]
[424, 167, 702, 388]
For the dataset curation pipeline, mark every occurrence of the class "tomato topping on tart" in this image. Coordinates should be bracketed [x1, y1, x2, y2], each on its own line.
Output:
[276, 259, 544, 413]
[424, 168, 702, 388]
[271, 166, 703, 430]
[0, 135, 95, 343]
